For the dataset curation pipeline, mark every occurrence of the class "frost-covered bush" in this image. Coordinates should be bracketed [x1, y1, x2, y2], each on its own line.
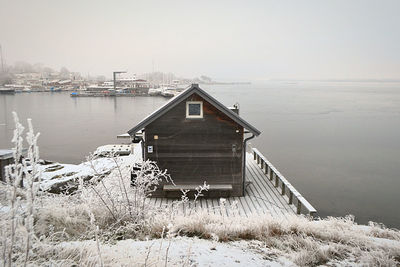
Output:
[1, 112, 41, 266]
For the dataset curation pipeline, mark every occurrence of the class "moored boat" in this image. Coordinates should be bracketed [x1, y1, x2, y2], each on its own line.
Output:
[0, 87, 15, 94]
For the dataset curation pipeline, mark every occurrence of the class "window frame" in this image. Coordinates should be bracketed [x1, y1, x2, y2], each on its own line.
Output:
[186, 101, 203, 119]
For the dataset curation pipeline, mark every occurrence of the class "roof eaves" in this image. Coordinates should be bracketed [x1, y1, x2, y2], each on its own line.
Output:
[192, 86, 261, 136]
[127, 84, 261, 136]
[127, 84, 196, 135]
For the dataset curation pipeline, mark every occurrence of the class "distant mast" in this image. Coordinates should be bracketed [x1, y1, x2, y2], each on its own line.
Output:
[0, 44, 4, 73]
[113, 71, 127, 90]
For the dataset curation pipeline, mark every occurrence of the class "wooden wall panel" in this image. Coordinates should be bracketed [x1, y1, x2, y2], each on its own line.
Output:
[144, 93, 244, 197]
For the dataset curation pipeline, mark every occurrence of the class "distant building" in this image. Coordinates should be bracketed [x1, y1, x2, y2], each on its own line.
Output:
[117, 78, 150, 95]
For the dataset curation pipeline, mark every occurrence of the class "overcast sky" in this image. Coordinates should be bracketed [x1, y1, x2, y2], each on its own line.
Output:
[0, 0, 399, 80]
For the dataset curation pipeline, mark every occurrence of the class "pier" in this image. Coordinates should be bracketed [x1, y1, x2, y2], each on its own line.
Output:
[147, 145, 317, 218]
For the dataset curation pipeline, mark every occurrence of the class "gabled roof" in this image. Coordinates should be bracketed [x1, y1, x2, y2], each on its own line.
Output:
[127, 84, 261, 136]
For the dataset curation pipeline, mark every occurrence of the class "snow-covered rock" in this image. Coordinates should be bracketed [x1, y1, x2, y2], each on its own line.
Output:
[38, 143, 142, 193]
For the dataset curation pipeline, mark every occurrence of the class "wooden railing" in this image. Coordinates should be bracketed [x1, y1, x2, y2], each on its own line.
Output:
[250, 147, 317, 216]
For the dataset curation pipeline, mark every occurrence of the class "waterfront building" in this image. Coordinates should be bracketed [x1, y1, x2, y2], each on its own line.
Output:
[128, 84, 260, 197]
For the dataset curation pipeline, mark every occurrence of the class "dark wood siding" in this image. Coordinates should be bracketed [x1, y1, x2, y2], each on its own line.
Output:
[0, 158, 14, 182]
[144, 93, 244, 197]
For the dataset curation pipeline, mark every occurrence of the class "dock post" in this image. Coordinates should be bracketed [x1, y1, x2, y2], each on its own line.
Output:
[296, 200, 302, 214]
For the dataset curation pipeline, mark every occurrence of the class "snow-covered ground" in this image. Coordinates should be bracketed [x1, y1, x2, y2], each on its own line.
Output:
[56, 237, 291, 266]
[39, 233, 400, 266]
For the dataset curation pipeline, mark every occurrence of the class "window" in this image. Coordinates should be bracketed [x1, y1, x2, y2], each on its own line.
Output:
[186, 101, 203, 118]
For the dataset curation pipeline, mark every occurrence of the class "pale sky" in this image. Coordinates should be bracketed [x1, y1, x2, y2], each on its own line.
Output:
[0, 0, 399, 80]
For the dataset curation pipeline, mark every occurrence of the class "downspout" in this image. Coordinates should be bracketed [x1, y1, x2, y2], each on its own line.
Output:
[242, 133, 255, 196]
[141, 139, 145, 161]
[140, 135, 145, 161]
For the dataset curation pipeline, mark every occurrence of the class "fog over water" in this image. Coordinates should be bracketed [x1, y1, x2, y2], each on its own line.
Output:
[1, 0, 400, 80]
[1, 82, 400, 228]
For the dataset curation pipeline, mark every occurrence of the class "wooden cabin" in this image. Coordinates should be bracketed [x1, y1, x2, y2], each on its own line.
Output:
[127, 84, 260, 197]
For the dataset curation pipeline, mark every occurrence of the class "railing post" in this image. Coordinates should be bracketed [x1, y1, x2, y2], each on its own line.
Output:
[296, 200, 302, 214]
[249, 147, 317, 217]
[289, 191, 293, 204]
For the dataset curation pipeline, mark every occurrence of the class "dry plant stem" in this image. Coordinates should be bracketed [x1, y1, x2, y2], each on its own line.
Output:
[95, 226, 103, 267]
[183, 243, 192, 267]
[87, 155, 117, 214]
[7, 181, 18, 267]
[165, 238, 171, 267]
[111, 155, 133, 217]
[89, 185, 117, 222]
[144, 241, 155, 267]
[23, 118, 40, 267]
[157, 226, 165, 264]
[5, 112, 24, 267]
[1, 228, 6, 266]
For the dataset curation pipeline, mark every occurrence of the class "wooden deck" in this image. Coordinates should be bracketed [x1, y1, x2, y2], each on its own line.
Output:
[147, 147, 316, 218]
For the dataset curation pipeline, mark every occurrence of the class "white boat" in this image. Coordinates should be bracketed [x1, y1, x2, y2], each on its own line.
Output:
[0, 87, 15, 94]
[161, 90, 175, 97]
[148, 88, 162, 96]
[159, 84, 178, 97]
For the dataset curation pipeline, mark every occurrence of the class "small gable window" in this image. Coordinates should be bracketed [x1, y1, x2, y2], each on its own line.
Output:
[186, 101, 203, 118]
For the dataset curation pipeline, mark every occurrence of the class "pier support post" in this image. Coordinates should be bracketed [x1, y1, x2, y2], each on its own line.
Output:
[296, 200, 302, 214]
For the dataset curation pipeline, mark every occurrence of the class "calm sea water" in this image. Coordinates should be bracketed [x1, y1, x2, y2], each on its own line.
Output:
[1, 82, 399, 228]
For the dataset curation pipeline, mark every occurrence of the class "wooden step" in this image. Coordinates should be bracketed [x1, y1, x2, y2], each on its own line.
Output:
[163, 184, 233, 191]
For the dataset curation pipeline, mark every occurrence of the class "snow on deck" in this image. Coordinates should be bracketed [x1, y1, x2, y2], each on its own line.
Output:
[148, 153, 298, 219]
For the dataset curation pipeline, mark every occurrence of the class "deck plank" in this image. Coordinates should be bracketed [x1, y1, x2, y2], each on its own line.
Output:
[246, 163, 283, 215]
[147, 152, 301, 218]
[246, 155, 295, 215]
[212, 198, 222, 216]
[246, 161, 290, 217]
[251, 162, 296, 215]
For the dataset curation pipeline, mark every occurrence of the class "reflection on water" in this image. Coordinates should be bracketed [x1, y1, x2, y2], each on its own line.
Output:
[1, 82, 399, 228]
